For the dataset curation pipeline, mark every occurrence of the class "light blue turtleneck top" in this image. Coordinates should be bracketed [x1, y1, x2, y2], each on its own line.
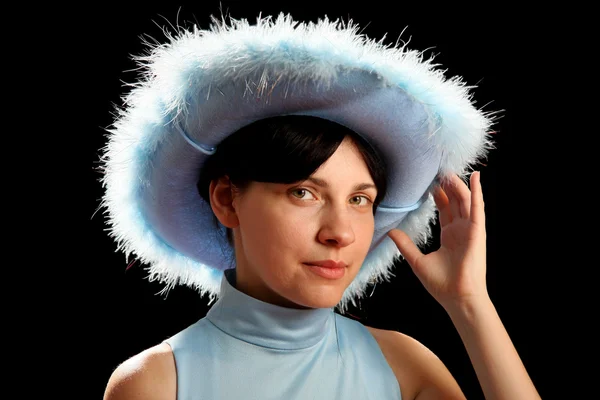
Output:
[163, 268, 402, 399]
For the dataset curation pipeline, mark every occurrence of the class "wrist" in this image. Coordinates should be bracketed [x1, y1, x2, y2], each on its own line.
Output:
[443, 293, 494, 323]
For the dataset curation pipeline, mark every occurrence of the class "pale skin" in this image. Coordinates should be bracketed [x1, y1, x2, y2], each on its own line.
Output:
[104, 137, 541, 399]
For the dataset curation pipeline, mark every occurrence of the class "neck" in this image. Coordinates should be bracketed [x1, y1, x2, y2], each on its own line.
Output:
[233, 266, 312, 310]
[205, 268, 334, 350]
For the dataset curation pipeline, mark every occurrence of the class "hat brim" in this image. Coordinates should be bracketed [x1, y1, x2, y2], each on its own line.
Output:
[101, 14, 494, 312]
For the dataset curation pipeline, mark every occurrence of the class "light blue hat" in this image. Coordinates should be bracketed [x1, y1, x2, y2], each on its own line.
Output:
[100, 13, 495, 313]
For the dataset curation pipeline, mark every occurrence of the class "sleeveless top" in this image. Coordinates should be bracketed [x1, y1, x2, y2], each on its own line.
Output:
[163, 268, 402, 399]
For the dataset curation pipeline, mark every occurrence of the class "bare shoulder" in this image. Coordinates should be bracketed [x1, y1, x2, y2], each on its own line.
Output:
[103, 342, 176, 400]
[365, 326, 466, 400]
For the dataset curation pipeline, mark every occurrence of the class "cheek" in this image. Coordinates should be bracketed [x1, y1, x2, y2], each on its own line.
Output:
[264, 209, 313, 255]
[240, 202, 312, 263]
[361, 217, 375, 239]
[350, 214, 376, 259]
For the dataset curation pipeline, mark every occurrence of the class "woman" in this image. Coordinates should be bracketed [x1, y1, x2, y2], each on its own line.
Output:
[101, 14, 540, 399]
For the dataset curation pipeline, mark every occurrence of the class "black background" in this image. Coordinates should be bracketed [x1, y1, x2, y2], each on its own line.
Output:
[88, 2, 562, 398]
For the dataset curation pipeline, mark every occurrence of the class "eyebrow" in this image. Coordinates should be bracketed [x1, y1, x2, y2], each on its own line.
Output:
[305, 177, 377, 192]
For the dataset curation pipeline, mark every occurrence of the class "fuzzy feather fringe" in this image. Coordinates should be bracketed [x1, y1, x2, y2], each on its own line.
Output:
[100, 13, 497, 314]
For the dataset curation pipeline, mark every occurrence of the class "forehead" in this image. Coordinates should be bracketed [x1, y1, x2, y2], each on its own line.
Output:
[249, 136, 376, 193]
[312, 138, 373, 178]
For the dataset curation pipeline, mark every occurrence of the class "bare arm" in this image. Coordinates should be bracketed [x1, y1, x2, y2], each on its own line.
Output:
[103, 343, 176, 400]
[388, 172, 540, 399]
[368, 326, 466, 400]
[445, 297, 539, 400]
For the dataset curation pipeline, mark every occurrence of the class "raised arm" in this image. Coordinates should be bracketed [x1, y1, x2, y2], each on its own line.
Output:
[387, 172, 540, 400]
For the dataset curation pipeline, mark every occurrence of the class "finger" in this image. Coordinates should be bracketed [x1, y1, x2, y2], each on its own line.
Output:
[470, 171, 486, 227]
[432, 185, 453, 226]
[387, 229, 424, 268]
[441, 179, 461, 219]
[447, 174, 472, 218]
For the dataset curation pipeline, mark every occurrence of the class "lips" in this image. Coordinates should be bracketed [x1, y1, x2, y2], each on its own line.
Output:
[303, 262, 347, 280]
[304, 260, 347, 269]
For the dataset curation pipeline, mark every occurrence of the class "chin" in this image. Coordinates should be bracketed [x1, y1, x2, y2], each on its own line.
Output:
[311, 299, 342, 309]
[293, 287, 346, 309]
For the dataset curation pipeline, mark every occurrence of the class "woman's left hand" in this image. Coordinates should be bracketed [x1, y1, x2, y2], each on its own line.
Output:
[387, 171, 489, 311]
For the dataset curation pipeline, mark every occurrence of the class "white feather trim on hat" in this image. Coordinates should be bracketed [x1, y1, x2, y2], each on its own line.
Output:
[100, 13, 496, 313]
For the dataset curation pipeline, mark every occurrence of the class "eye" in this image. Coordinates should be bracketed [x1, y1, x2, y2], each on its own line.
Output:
[350, 195, 372, 207]
[290, 188, 316, 200]
[290, 188, 373, 207]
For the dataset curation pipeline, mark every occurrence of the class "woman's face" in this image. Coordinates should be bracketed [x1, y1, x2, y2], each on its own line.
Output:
[214, 136, 377, 309]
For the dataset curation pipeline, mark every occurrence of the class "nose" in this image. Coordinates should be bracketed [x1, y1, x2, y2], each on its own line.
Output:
[317, 207, 356, 247]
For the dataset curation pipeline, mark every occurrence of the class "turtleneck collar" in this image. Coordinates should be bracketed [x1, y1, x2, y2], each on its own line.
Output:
[206, 268, 334, 350]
